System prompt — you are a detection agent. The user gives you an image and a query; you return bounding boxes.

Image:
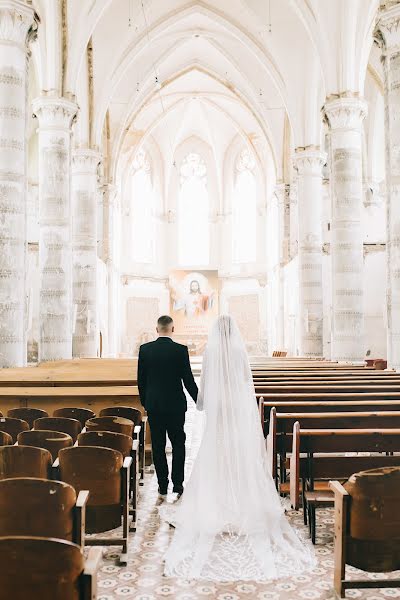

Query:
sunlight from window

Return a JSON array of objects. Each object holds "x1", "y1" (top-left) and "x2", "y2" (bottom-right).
[
  {"x1": 131, "y1": 150, "x2": 155, "y2": 263},
  {"x1": 178, "y1": 153, "x2": 209, "y2": 266},
  {"x1": 233, "y1": 149, "x2": 257, "y2": 263}
]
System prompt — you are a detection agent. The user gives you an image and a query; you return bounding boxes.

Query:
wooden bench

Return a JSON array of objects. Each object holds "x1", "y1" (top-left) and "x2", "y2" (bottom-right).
[
  {"x1": 267, "y1": 408, "x2": 400, "y2": 488},
  {"x1": 289, "y1": 425, "x2": 400, "y2": 542}
]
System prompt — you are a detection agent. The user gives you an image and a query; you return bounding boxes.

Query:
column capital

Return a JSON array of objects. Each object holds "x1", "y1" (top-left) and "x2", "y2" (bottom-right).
[
  {"x1": 323, "y1": 96, "x2": 368, "y2": 130},
  {"x1": 72, "y1": 148, "x2": 101, "y2": 174},
  {"x1": 32, "y1": 96, "x2": 78, "y2": 131},
  {"x1": 376, "y1": 1, "x2": 400, "y2": 52},
  {"x1": 293, "y1": 148, "x2": 327, "y2": 176},
  {"x1": 0, "y1": 1, "x2": 37, "y2": 46}
]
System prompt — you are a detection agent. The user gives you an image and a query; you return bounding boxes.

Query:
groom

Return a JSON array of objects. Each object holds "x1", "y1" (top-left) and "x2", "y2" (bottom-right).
[{"x1": 137, "y1": 315, "x2": 198, "y2": 496}]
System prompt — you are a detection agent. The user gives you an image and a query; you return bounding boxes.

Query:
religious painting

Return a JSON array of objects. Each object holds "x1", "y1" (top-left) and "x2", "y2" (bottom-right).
[{"x1": 169, "y1": 270, "x2": 219, "y2": 354}]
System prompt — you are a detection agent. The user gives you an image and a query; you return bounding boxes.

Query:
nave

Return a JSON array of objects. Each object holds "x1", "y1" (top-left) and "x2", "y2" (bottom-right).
[{"x1": 0, "y1": 358, "x2": 400, "y2": 600}]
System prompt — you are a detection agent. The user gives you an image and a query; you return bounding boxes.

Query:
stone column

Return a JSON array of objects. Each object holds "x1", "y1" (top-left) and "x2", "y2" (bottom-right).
[
  {"x1": 377, "y1": 4, "x2": 400, "y2": 370},
  {"x1": 103, "y1": 183, "x2": 117, "y2": 356},
  {"x1": 293, "y1": 148, "x2": 326, "y2": 357},
  {"x1": 71, "y1": 149, "x2": 100, "y2": 357},
  {"x1": 0, "y1": 1, "x2": 36, "y2": 367},
  {"x1": 324, "y1": 96, "x2": 367, "y2": 362},
  {"x1": 274, "y1": 183, "x2": 289, "y2": 350},
  {"x1": 32, "y1": 96, "x2": 78, "y2": 361}
]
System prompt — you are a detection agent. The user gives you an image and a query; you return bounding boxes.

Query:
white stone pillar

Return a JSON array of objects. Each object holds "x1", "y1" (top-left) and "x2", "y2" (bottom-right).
[
  {"x1": 377, "y1": 4, "x2": 400, "y2": 369},
  {"x1": 71, "y1": 149, "x2": 100, "y2": 357},
  {"x1": 32, "y1": 96, "x2": 78, "y2": 361},
  {"x1": 0, "y1": 1, "x2": 36, "y2": 366},
  {"x1": 273, "y1": 183, "x2": 289, "y2": 350},
  {"x1": 324, "y1": 97, "x2": 367, "y2": 362},
  {"x1": 293, "y1": 148, "x2": 326, "y2": 357},
  {"x1": 103, "y1": 183, "x2": 117, "y2": 356}
]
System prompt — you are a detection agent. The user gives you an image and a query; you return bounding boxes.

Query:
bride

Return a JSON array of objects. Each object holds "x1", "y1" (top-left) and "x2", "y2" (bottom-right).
[{"x1": 160, "y1": 315, "x2": 315, "y2": 581}]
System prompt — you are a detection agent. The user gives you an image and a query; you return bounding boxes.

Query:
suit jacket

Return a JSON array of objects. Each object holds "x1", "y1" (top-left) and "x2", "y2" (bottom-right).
[{"x1": 137, "y1": 337, "x2": 198, "y2": 413}]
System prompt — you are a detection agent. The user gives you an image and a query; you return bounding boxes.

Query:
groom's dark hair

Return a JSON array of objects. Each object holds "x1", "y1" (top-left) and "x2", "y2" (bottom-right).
[{"x1": 157, "y1": 315, "x2": 173, "y2": 332}]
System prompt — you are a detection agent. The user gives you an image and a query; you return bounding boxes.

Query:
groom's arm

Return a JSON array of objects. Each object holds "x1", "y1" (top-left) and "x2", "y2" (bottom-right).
[
  {"x1": 181, "y1": 346, "x2": 198, "y2": 403},
  {"x1": 137, "y1": 345, "x2": 147, "y2": 409}
]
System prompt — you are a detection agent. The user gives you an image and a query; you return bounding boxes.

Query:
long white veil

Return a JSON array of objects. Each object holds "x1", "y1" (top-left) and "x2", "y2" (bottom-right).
[{"x1": 161, "y1": 315, "x2": 315, "y2": 580}]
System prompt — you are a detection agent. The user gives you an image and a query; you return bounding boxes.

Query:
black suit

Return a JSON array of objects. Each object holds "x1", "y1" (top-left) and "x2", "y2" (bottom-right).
[{"x1": 137, "y1": 336, "x2": 198, "y2": 490}]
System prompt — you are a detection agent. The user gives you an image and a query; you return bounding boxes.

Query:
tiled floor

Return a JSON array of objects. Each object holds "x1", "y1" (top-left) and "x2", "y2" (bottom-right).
[{"x1": 94, "y1": 403, "x2": 400, "y2": 599}]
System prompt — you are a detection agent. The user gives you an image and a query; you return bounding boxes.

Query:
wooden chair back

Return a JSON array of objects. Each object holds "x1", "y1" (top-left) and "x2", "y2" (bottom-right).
[
  {"x1": 85, "y1": 415, "x2": 134, "y2": 437},
  {"x1": 0, "y1": 536, "x2": 86, "y2": 600},
  {"x1": 18, "y1": 430, "x2": 73, "y2": 462},
  {"x1": 0, "y1": 431, "x2": 12, "y2": 446},
  {"x1": 59, "y1": 446, "x2": 123, "y2": 533},
  {"x1": 0, "y1": 446, "x2": 52, "y2": 479},
  {"x1": 0, "y1": 478, "x2": 77, "y2": 541},
  {"x1": 53, "y1": 407, "x2": 95, "y2": 428},
  {"x1": 78, "y1": 430, "x2": 133, "y2": 458},
  {"x1": 34, "y1": 417, "x2": 82, "y2": 442},
  {"x1": 0, "y1": 417, "x2": 29, "y2": 443},
  {"x1": 343, "y1": 466, "x2": 400, "y2": 572},
  {"x1": 100, "y1": 406, "x2": 142, "y2": 425},
  {"x1": 7, "y1": 408, "x2": 48, "y2": 428}
]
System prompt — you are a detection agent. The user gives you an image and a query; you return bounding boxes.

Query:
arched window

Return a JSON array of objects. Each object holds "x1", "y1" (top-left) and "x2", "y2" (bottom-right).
[
  {"x1": 232, "y1": 148, "x2": 257, "y2": 263},
  {"x1": 178, "y1": 153, "x2": 209, "y2": 266},
  {"x1": 131, "y1": 149, "x2": 155, "y2": 263}
]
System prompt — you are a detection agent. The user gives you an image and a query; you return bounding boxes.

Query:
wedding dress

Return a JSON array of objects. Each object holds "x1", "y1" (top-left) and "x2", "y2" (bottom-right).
[{"x1": 160, "y1": 315, "x2": 315, "y2": 581}]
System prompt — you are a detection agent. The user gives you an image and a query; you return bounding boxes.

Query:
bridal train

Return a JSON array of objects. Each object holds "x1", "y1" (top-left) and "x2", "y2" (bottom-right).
[{"x1": 160, "y1": 315, "x2": 315, "y2": 581}]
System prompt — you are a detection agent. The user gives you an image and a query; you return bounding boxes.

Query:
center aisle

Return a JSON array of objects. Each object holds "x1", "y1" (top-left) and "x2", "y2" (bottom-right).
[{"x1": 95, "y1": 398, "x2": 394, "y2": 600}]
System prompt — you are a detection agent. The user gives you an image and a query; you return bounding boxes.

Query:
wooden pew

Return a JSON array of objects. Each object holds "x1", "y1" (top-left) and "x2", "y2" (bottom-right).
[
  {"x1": 267, "y1": 408, "x2": 400, "y2": 488},
  {"x1": 260, "y1": 399, "x2": 400, "y2": 436},
  {"x1": 289, "y1": 425, "x2": 400, "y2": 542},
  {"x1": 256, "y1": 384, "x2": 400, "y2": 395}
]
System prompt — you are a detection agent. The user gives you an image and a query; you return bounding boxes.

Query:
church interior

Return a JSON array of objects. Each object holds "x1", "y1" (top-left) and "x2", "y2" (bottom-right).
[{"x1": 1, "y1": 0, "x2": 400, "y2": 598}]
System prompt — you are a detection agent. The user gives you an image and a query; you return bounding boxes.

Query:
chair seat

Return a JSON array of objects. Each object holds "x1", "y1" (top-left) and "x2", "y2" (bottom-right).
[{"x1": 305, "y1": 489, "x2": 334, "y2": 506}]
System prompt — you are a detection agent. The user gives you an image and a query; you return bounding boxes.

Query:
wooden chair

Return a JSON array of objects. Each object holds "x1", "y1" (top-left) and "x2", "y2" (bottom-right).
[
  {"x1": 0, "y1": 431, "x2": 12, "y2": 446},
  {"x1": 34, "y1": 417, "x2": 82, "y2": 443},
  {"x1": 85, "y1": 415, "x2": 134, "y2": 437},
  {"x1": 18, "y1": 430, "x2": 73, "y2": 461},
  {"x1": 0, "y1": 478, "x2": 88, "y2": 548},
  {"x1": 53, "y1": 407, "x2": 95, "y2": 428},
  {"x1": 330, "y1": 467, "x2": 400, "y2": 597},
  {"x1": 8, "y1": 407, "x2": 48, "y2": 428},
  {"x1": 0, "y1": 536, "x2": 102, "y2": 600},
  {"x1": 0, "y1": 417, "x2": 29, "y2": 443},
  {"x1": 0, "y1": 446, "x2": 52, "y2": 479},
  {"x1": 99, "y1": 406, "x2": 146, "y2": 481},
  {"x1": 58, "y1": 446, "x2": 132, "y2": 564},
  {"x1": 77, "y1": 430, "x2": 139, "y2": 529}
]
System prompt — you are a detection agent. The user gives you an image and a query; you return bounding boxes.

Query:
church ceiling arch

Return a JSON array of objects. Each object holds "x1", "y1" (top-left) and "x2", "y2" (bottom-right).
[{"x1": 111, "y1": 64, "x2": 278, "y2": 184}]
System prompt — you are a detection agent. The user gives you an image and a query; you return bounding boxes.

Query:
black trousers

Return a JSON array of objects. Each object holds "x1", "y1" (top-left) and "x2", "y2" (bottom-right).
[{"x1": 147, "y1": 410, "x2": 186, "y2": 489}]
